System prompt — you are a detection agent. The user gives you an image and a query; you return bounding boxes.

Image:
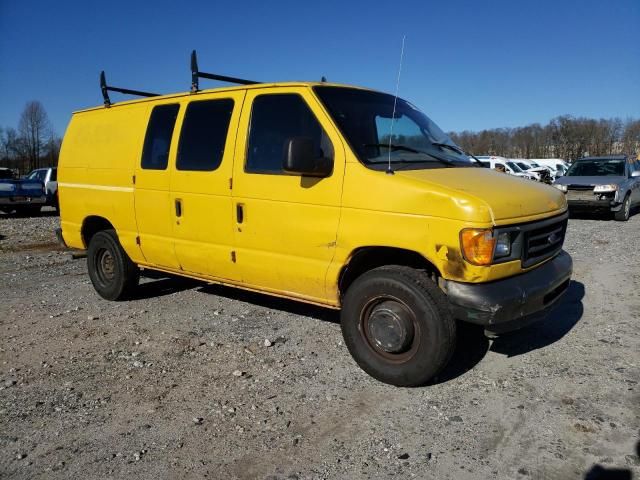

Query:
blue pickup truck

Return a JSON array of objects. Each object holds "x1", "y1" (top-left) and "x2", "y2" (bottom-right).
[{"x1": 0, "y1": 167, "x2": 47, "y2": 214}]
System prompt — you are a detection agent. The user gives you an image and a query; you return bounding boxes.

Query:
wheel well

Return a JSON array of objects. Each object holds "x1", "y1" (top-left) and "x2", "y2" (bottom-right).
[
  {"x1": 81, "y1": 216, "x2": 115, "y2": 248},
  {"x1": 338, "y1": 247, "x2": 439, "y2": 297}
]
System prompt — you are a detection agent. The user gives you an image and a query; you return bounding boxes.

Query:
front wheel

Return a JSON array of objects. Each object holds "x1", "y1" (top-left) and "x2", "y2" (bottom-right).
[
  {"x1": 87, "y1": 230, "x2": 139, "y2": 300},
  {"x1": 614, "y1": 193, "x2": 631, "y2": 221},
  {"x1": 341, "y1": 266, "x2": 456, "y2": 387}
]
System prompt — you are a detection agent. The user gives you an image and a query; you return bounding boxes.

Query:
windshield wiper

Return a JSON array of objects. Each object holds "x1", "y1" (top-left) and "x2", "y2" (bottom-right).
[
  {"x1": 391, "y1": 158, "x2": 456, "y2": 171},
  {"x1": 362, "y1": 143, "x2": 455, "y2": 170},
  {"x1": 431, "y1": 142, "x2": 483, "y2": 166},
  {"x1": 363, "y1": 143, "x2": 422, "y2": 154}
]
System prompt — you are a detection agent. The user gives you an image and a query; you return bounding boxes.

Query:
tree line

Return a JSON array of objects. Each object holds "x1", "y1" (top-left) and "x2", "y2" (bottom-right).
[
  {"x1": 448, "y1": 116, "x2": 640, "y2": 161},
  {"x1": 0, "y1": 101, "x2": 61, "y2": 175}
]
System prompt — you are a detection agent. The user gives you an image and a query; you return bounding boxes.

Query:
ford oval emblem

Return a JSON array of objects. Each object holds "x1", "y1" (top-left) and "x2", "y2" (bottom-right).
[{"x1": 548, "y1": 232, "x2": 559, "y2": 244}]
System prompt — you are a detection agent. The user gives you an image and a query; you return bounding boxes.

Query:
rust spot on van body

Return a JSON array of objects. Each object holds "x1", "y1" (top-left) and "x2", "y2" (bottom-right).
[{"x1": 436, "y1": 244, "x2": 466, "y2": 279}]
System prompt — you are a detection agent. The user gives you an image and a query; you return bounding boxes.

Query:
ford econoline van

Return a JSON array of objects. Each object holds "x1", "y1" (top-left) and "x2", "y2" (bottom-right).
[{"x1": 57, "y1": 64, "x2": 572, "y2": 386}]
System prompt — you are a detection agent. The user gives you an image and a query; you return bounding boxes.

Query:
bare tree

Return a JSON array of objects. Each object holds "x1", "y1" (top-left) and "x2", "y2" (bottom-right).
[{"x1": 18, "y1": 101, "x2": 52, "y2": 172}]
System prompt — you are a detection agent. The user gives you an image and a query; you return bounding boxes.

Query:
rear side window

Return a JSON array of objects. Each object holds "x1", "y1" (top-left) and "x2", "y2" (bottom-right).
[
  {"x1": 177, "y1": 99, "x2": 234, "y2": 171},
  {"x1": 141, "y1": 104, "x2": 179, "y2": 170},
  {"x1": 246, "y1": 94, "x2": 333, "y2": 174}
]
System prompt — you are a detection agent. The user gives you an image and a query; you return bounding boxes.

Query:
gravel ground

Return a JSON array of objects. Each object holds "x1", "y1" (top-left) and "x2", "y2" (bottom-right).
[{"x1": 1, "y1": 209, "x2": 639, "y2": 480}]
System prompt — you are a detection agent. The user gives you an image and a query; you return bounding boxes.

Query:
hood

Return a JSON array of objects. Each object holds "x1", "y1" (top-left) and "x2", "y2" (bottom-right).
[
  {"x1": 397, "y1": 167, "x2": 566, "y2": 223},
  {"x1": 554, "y1": 176, "x2": 626, "y2": 186}
]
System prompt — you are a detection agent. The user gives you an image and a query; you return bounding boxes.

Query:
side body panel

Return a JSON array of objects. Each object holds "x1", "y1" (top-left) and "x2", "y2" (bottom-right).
[{"x1": 58, "y1": 105, "x2": 146, "y2": 263}]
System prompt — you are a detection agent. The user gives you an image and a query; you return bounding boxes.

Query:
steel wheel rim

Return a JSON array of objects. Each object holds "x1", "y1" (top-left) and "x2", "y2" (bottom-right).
[
  {"x1": 359, "y1": 295, "x2": 420, "y2": 363},
  {"x1": 625, "y1": 197, "x2": 630, "y2": 218},
  {"x1": 96, "y1": 248, "x2": 116, "y2": 285}
]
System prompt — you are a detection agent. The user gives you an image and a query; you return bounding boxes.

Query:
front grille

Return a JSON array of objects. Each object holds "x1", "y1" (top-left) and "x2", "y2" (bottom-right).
[
  {"x1": 566, "y1": 190, "x2": 595, "y2": 201},
  {"x1": 567, "y1": 184, "x2": 594, "y2": 191},
  {"x1": 522, "y1": 216, "x2": 568, "y2": 268}
]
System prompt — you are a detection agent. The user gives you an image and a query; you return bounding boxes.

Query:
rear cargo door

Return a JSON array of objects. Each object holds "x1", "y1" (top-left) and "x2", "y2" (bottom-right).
[
  {"x1": 134, "y1": 103, "x2": 181, "y2": 270},
  {"x1": 169, "y1": 91, "x2": 245, "y2": 281}
]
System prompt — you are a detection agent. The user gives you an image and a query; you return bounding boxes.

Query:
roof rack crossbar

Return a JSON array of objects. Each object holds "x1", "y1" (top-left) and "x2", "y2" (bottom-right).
[
  {"x1": 100, "y1": 71, "x2": 160, "y2": 107},
  {"x1": 190, "y1": 50, "x2": 260, "y2": 92}
]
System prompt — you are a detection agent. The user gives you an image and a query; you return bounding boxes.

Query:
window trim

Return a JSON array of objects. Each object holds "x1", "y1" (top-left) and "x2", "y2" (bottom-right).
[
  {"x1": 244, "y1": 92, "x2": 335, "y2": 176},
  {"x1": 176, "y1": 97, "x2": 236, "y2": 172},
  {"x1": 140, "y1": 103, "x2": 180, "y2": 171}
]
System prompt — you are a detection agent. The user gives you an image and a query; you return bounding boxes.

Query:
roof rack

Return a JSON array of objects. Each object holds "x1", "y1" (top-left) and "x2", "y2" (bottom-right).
[
  {"x1": 190, "y1": 50, "x2": 260, "y2": 92},
  {"x1": 100, "y1": 71, "x2": 159, "y2": 107}
]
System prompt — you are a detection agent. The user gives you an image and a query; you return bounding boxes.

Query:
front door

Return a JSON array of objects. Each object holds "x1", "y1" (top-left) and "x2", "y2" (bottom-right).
[
  {"x1": 170, "y1": 91, "x2": 245, "y2": 280},
  {"x1": 231, "y1": 87, "x2": 345, "y2": 303}
]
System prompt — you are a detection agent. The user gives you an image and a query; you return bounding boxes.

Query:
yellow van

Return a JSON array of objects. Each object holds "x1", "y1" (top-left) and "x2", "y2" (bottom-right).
[{"x1": 57, "y1": 57, "x2": 572, "y2": 386}]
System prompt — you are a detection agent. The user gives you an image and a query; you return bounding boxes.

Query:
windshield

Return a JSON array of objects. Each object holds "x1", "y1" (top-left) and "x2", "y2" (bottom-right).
[
  {"x1": 506, "y1": 161, "x2": 524, "y2": 173},
  {"x1": 565, "y1": 160, "x2": 625, "y2": 177},
  {"x1": 314, "y1": 86, "x2": 474, "y2": 170}
]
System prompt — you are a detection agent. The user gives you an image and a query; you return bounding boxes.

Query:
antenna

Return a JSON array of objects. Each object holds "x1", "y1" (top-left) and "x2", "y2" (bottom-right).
[{"x1": 387, "y1": 35, "x2": 406, "y2": 175}]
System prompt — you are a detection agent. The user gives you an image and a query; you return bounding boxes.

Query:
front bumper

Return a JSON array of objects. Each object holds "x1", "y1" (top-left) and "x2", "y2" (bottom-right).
[
  {"x1": 442, "y1": 251, "x2": 572, "y2": 334},
  {"x1": 567, "y1": 199, "x2": 621, "y2": 212}
]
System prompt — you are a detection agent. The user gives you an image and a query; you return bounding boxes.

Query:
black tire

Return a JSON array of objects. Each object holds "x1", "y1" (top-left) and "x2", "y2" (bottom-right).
[
  {"x1": 614, "y1": 193, "x2": 631, "y2": 221},
  {"x1": 340, "y1": 265, "x2": 456, "y2": 387},
  {"x1": 87, "y1": 230, "x2": 139, "y2": 300}
]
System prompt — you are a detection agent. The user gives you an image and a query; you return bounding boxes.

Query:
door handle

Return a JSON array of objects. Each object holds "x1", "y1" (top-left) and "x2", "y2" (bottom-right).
[
  {"x1": 175, "y1": 199, "x2": 182, "y2": 217},
  {"x1": 236, "y1": 203, "x2": 244, "y2": 224}
]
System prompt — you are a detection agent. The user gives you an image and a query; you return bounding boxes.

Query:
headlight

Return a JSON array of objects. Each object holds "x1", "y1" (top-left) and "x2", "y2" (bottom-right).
[
  {"x1": 494, "y1": 232, "x2": 511, "y2": 258},
  {"x1": 460, "y1": 229, "x2": 496, "y2": 266},
  {"x1": 593, "y1": 184, "x2": 617, "y2": 193},
  {"x1": 554, "y1": 184, "x2": 567, "y2": 192}
]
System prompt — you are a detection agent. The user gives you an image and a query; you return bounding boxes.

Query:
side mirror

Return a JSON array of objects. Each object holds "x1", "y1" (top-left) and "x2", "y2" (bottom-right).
[
  {"x1": 631, "y1": 170, "x2": 640, "y2": 178},
  {"x1": 283, "y1": 137, "x2": 332, "y2": 177}
]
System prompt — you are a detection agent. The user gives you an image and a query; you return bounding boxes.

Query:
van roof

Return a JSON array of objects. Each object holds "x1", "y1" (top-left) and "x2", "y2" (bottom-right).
[{"x1": 74, "y1": 81, "x2": 376, "y2": 115}]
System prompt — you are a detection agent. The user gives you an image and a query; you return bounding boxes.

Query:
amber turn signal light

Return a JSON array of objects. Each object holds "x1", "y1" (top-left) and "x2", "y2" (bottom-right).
[{"x1": 460, "y1": 228, "x2": 496, "y2": 266}]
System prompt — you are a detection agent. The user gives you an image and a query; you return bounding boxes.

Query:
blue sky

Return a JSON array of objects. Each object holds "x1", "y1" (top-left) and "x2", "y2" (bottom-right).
[{"x1": 1, "y1": 0, "x2": 638, "y2": 137}]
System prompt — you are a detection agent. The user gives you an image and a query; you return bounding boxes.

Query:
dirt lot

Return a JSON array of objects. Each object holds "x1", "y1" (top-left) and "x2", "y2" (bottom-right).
[{"x1": 1, "y1": 209, "x2": 639, "y2": 480}]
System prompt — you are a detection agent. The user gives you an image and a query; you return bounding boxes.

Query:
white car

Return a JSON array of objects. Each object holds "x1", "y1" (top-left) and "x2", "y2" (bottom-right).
[
  {"x1": 529, "y1": 159, "x2": 569, "y2": 179},
  {"x1": 512, "y1": 160, "x2": 554, "y2": 183},
  {"x1": 475, "y1": 156, "x2": 537, "y2": 180}
]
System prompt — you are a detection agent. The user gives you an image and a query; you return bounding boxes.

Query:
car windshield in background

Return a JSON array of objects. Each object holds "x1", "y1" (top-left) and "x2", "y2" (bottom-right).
[
  {"x1": 314, "y1": 86, "x2": 474, "y2": 171},
  {"x1": 507, "y1": 161, "x2": 524, "y2": 172},
  {"x1": 565, "y1": 160, "x2": 625, "y2": 177}
]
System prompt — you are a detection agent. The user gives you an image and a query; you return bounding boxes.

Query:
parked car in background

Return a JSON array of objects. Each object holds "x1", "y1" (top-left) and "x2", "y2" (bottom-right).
[
  {"x1": 553, "y1": 155, "x2": 640, "y2": 221},
  {"x1": 25, "y1": 167, "x2": 58, "y2": 210},
  {"x1": 0, "y1": 168, "x2": 47, "y2": 215},
  {"x1": 513, "y1": 160, "x2": 553, "y2": 184},
  {"x1": 475, "y1": 156, "x2": 537, "y2": 180},
  {"x1": 530, "y1": 159, "x2": 569, "y2": 179}
]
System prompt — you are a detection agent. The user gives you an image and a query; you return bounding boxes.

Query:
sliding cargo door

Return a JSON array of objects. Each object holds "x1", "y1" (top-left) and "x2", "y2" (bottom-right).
[
  {"x1": 133, "y1": 103, "x2": 181, "y2": 269},
  {"x1": 169, "y1": 91, "x2": 244, "y2": 280}
]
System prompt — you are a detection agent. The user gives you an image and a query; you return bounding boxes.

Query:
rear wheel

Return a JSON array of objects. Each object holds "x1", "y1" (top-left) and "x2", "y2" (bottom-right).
[
  {"x1": 87, "y1": 230, "x2": 139, "y2": 300},
  {"x1": 340, "y1": 266, "x2": 456, "y2": 387},
  {"x1": 614, "y1": 193, "x2": 631, "y2": 221}
]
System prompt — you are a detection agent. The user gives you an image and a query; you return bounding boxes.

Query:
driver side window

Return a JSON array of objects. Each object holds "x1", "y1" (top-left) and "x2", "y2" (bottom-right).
[{"x1": 246, "y1": 94, "x2": 333, "y2": 175}]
